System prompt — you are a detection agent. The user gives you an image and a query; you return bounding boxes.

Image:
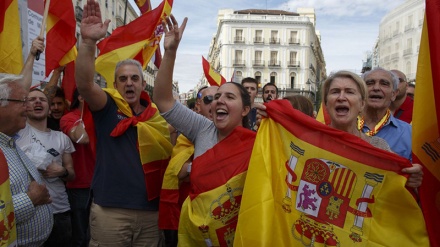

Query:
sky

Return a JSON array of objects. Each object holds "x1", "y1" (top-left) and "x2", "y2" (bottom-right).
[{"x1": 131, "y1": 0, "x2": 408, "y2": 93}]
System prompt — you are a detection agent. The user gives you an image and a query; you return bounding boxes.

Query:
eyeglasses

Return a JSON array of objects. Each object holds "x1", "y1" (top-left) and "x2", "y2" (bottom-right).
[
  {"x1": 203, "y1": 95, "x2": 214, "y2": 105},
  {"x1": 0, "y1": 97, "x2": 28, "y2": 106}
]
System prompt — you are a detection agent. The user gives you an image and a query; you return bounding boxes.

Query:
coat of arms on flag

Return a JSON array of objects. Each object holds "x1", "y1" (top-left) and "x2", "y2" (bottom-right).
[{"x1": 234, "y1": 100, "x2": 429, "y2": 247}]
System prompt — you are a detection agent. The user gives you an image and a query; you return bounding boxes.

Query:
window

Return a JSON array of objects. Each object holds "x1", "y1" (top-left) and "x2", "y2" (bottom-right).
[
  {"x1": 406, "y1": 61, "x2": 411, "y2": 76},
  {"x1": 255, "y1": 71, "x2": 262, "y2": 85},
  {"x1": 270, "y1": 51, "x2": 278, "y2": 63},
  {"x1": 234, "y1": 50, "x2": 243, "y2": 65},
  {"x1": 270, "y1": 30, "x2": 278, "y2": 43},
  {"x1": 255, "y1": 50, "x2": 262, "y2": 65},
  {"x1": 236, "y1": 71, "x2": 243, "y2": 83},
  {"x1": 290, "y1": 72, "x2": 297, "y2": 88},
  {"x1": 290, "y1": 31, "x2": 298, "y2": 44},
  {"x1": 289, "y1": 51, "x2": 298, "y2": 66},
  {"x1": 235, "y1": 29, "x2": 243, "y2": 43},
  {"x1": 270, "y1": 72, "x2": 277, "y2": 84},
  {"x1": 255, "y1": 30, "x2": 263, "y2": 43}
]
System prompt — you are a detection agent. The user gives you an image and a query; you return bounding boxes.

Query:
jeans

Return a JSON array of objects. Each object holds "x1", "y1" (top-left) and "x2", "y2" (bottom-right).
[
  {"x1": 43, "y1": 211, "x2": 72, "y2": 247},
  {"x1": 68, "y1": 188, "x2": 91, "y2": 247}
]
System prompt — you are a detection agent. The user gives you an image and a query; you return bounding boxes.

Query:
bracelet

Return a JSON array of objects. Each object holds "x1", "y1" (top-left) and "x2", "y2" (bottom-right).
[{"x1": 59, "y1": 168, "x2": 69, "y2": 178}]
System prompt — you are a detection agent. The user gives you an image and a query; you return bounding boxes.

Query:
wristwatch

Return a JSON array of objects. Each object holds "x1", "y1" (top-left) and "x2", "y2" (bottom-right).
[{"x1": 60, "y1": 168, "x2": 69, "y2": 178}]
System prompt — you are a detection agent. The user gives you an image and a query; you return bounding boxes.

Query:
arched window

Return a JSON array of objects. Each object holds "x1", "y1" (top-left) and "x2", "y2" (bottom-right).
[
  {"x1": 270, "y1": 72, "x2": 277, "y2": 84},
  {"x1": 290, "y1": 72, "x2": 297, "y2": 89},
  {"x1": 255, "y1": 71, "x2": 262, "y2": 86}
]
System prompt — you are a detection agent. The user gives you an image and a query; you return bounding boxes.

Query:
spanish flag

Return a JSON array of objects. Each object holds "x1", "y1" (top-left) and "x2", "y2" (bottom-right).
[
  {"x1": 96, "y1": 0, "x2": 172, "y2": 86},
  {"x1": 315, "y1": 101, "x2": 331, "y2": 125},
  {"x1": 0, "y1": 150, "x2": 17, "y2": 247},
  {"x1": 178, "y1": 127, "x2": 255, "y2": 246},
  {"x1": 133, "y1": 0, "x2": 163, "y2": 69},
  {"x1": 158, "y1": 135, "x2": 193, "y2": 230},
  {"x1": 45, "y1": 0, "x2": 77, "y2": 76},
  {"x1": 235, "y1": 100, "x2": 429, "y2": 246},
  {"x1": 202, "y1": 56, "x2": 226, "y2": 87},
  {"x1": 413, "y1": 1, "x2": 440, "y2": 246},
  {"x1": 0, "y1": 0, "x2": 22, "y2": 74}
]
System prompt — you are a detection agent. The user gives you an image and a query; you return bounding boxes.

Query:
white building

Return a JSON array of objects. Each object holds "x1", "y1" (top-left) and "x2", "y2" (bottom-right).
[
  {"x1": 207, "y1": 8, "x2": 326, "y2": 102},
  {"x1": 373, "y1": 0, "x2": 425, "y2": 81}
]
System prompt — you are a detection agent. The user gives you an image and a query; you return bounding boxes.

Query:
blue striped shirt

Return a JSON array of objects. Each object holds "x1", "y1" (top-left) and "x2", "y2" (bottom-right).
[{"x1": 0, "y1": 132, "x2": 53, "y2": 247}]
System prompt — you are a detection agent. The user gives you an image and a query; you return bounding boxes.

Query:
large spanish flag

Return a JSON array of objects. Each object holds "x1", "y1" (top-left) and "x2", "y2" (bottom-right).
[
  {"x1": 0, "y1": 150, "x2": 17, "y2": 247},
  {"x1": 45, "y1": 0, "x2": 77, "y2": 77},
  {"x1": 235, "y1": 100, "x2": 429, "y2": 246},
  {"x1": 0, "y1": 0, "x2": 22, "y2": 74},
  {"x1": 202, "y1": 56, "x2": 226, "y2": 87},
  {"x1": 133, "y1": 0, "x2": 162, "y2": 69},
  {"x1": 96, "y1": 0, "x2": 172, "y2": 86},
  {"x1": 413, "y1": 1, "x2": 440, "y2": 246}
]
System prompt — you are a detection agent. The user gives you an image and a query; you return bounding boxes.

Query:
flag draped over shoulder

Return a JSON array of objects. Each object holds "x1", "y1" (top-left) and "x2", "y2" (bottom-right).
[
  {"x1": 0, "y1": 0, "x2": 22, "y2": 74},
  {"x1": 159, "y1": 135, "x2": 194, "y2": 230},
  {"x1": 0, "y1": 150, "x2": 17, "y2": 247},
  {"x1": 103, "y1": 88, "x2": 173, "y2": 200},
  {"x1": 202, "y1": 56, "x2": 226, "y2": 86},
  {"x1": 235, "y1": 100, "x2": 429, "y2": 246},
  {"x1": 178, "y1": 127, "x2": 255, "y2": 247},
  {"x1": 45, "y1": 0, "x2": 77, "y2": 77},
  {"x1": 96, "y1": 0, "x2": 172, "y2": 86},
  {"x1": 413, "y1": 1, "x2": 440, "y2": 246}
]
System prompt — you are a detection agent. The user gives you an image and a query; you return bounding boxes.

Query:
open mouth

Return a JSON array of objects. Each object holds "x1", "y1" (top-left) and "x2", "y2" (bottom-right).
[
  {"x1": 335, "y1": 106, "x2": 349, "y2": 114},
  {"x1": 216, "y1": 109, "x2": 228, "y2": 120}
]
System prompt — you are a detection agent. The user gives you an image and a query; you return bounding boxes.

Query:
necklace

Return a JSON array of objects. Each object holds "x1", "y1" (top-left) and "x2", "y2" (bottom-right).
[{"x1": 357, "y1": 109, "x2": 391, "y2": 136}]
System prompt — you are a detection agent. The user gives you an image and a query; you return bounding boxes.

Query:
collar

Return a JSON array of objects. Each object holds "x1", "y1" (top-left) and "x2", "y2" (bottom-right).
[{"x1": 0, "y1": 132, "x2": 16, "y2": 148}]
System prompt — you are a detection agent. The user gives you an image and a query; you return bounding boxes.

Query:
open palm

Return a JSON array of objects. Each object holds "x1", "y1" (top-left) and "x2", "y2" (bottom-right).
[{"x1": 80, "y1": 0, "x2": 110, "y2": 41}]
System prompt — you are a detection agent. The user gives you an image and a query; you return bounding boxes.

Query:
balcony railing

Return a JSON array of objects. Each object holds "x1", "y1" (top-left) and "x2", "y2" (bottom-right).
[
  {"x1": 269, "y1": 38, "x2": 280, "y2": 44},
  {"x1": 268, "y1": 60, "x2": 280, "y2": 66},
  {"x1": 288, "y1": 38, "x2": 300, "y2": 44},
  {"x1": 403, "y1": 48, "x2": 413, "y2": 56},
  {"x1": 287, "y1": 61, "x2": 300, "y2": 67},
  {"x1": 115, "y1": 15, "x2": 124, "y2": 27},
  {"x1": 253, "y1": 37, "x2": 264, "y2": 44},
  {"x1": 253, "y1": 60, "x2": 265, "y2": 67},
  {"x1": 392, "y1": 30, "x2": 399, "y2": 37},
  {"x1": 404, "y1": 24, "x2": 413, "y2": 32},
  {"x1": 391, "y1": 52, "x2": 399, "y2": 60},
  {"x1": 234, "y1": 36, "x2": 245, "y2": 43},
  {"x1": 233, "y1": 60, "x2": 245, "y2": 66}
]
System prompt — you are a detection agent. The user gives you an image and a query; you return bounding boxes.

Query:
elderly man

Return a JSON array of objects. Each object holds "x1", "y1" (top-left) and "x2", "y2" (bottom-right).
[
  {"x1": 75, "y1": 0, "x2": 172, "y2": 246},
  {"x1": 0, "y1": 74, "x2": 53, "y2": 246},
  {"x1": 361, "y1": 67, "x2": 412, "y2": 160},
  {"x1": 262, "y1": 82, "x2": 279, "y2": 103},
  {"x1": 389, "y1": 69, "x2": 413, "y2": 123}
]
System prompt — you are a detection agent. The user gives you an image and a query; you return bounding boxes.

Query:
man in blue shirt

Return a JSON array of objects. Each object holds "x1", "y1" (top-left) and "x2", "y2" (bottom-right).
[{"x1": 361, "y1": 67, "x2": 412, "y2": 161}]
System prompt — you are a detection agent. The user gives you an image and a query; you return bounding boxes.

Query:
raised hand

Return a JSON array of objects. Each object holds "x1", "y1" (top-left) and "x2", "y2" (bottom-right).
[
  {"x1": 30, "y1": 36, "x2": 45, "y2": 56},
  {"x1": 81, "y1": 0, "x2": 111, "y2": 43},
  {"x1": 162, "y1": 15, "x2": 188, "y2": 52}
]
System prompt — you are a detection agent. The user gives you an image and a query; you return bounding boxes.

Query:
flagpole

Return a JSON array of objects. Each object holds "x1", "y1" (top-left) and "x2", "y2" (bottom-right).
[{"x1": 36, "y1": 0, "x2": 51, "y2": 61}]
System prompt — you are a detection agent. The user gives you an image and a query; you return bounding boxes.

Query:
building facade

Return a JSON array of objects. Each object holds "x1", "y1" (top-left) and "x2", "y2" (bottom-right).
[
  {"x1": 206, "y1": 8, "x2": 326, "y2": 103},
  {"x1": 372, "y1": 0, "x2": 425, "y2": 81}
]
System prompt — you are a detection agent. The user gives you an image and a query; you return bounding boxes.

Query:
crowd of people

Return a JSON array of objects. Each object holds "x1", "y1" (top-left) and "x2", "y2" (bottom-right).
[{"x1": 0, "y1": 0, "x2": 424, "y2": 246}]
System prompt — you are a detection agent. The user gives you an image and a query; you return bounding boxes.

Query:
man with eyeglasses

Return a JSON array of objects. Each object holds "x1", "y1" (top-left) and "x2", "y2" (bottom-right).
[
  {"x1": 0, "y1": 73, "x2": 53, "y2": 246},
  {"x1": 389, "y1": 70, "x2": 413, "y2": 124}
]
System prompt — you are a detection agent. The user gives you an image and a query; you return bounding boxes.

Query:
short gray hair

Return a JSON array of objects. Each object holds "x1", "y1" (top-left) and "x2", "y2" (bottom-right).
[
  {"x1": 0, "y1": 73, "x2": 23, "y2": 107},
  {"x1": 114, "y1": 59, "x2": 144, "y2": 82},
  {"x1": 362, "y1": 67, "x2": 399, "y2": 91}
]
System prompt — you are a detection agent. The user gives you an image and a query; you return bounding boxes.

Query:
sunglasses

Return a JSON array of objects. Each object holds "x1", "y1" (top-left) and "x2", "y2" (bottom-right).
[{"x1": 203, "y1": 95, "x2": 214, "y2": 104}]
